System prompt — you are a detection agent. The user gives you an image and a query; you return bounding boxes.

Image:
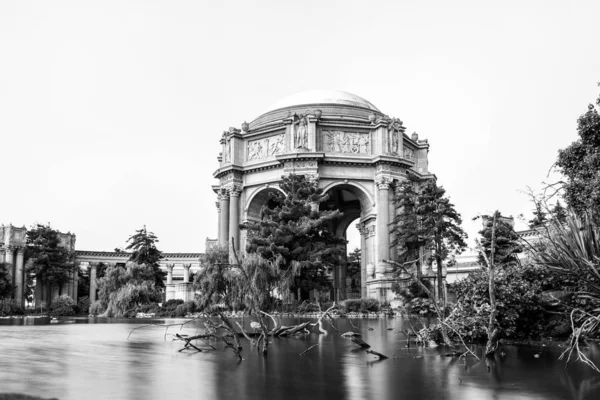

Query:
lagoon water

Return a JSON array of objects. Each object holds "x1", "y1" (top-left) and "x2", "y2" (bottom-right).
[{"x1": 1, "y1": 317, "x2": 600, "y2": 400}]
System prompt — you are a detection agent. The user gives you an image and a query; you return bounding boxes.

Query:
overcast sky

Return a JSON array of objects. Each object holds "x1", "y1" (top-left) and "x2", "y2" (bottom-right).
[{"x1": 1, "y1": 0, "x2": 599, "y2": 253}]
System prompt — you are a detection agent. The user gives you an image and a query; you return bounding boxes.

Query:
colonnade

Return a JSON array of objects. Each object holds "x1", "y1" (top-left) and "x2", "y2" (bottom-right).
[
  {"x1": 217, "y1": 186, "x2": 242, "y2": 251},
  {"x1": 1, "y1": 246, "x2": 25, "y2": 306}
]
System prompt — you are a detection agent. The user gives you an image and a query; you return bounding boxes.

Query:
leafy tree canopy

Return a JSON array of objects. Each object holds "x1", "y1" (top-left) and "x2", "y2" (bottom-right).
[
  {"x1": 478, "y1": 212, "x2": 523, "y2": 267},
  {"x1": 25, "y1": 224, "x2": 74, "y2": 288},
  {"x1": 126, "y1": 225, "x2": 166, "y2": 288},
  {"x1": 555, "y1": 89, "x2": 600, "y2": 216}
]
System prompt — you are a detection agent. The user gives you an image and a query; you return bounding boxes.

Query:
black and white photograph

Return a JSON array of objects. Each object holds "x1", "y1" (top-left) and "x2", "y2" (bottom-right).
[{"x1": 1, "y1": 1, "x2": 600, "y2": 399}]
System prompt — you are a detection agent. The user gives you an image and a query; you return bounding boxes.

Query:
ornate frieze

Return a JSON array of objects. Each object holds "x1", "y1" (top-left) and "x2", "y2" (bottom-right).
[
  {"x1": 376, "y1": 164, "x2": 405, "y2": 174},
  {"x1": 403, "y1": 148, "x2": 415, "y2": 161},
  {"x1": 323, "y1": 131, "x2": 370, "y2": 154},
  {"x1": 247, "y1": 134, "x2": 285, "y2": 161},
  {"x1": 285, "y1": 160, "x2": 317, "y2": 169}
]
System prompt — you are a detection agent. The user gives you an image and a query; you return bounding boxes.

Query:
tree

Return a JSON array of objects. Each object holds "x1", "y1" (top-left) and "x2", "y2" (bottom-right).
[
  {"x1": 528, "y1": 202, "x2": 548, "y2": 229},
  {"x1": 392, "y1": 174, "x2": 429, "y2": 280},
  {"x1": 347, "y1": 247, "x2": 361, "y2": 292},
  {"x1": 126, "y1": 225, "x2": 166, "y2": 288},
  {"x1": 25, "y1": 224, "x2": 75, "y2": 296},
  {"x1": 96, "y1": 262, "x2": 161, "y2": 317},
  {"x1": 0, "y1": 262, "x2": 12, "y2": 298},
  {"x1": 241, "y1": 174, "x2": 346, "y2": 299},
  {"x1": 477, "y1": 213, "x2": 522, "y2": 267},
  {"x1": 193, "y1": 244, "x2": 239, "y2": 309},
  {"x1": 393, "y1": 178, "x2": 467, "y2": 304},
  {"x1": 550, "y1": 200, "x2": 568, "y2": 225},
  {"x1": 555, "y1": 89, "x2": 600, "y2": 217}
]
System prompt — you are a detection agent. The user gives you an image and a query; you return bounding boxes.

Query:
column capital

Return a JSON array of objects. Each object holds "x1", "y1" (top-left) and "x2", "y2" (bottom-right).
[
  {"x1": 219, "y1": 188, "x2": 230, "y2": 200},
  {"x1": 375, "y1": 176, "x2": 393, "y2": 190},
  {"x1": 16, "y1": 246, "x2": 25, "y2": 255},
  {"x1": 228, "y1": 185, "x2": 242, "y2": 197},
  {"x1": 356, "y1": 222, "x2": 366, "y2": 236},
  {"x1": 166, "y1": 263, "x2": 174, "y2": 272},
  {"x1": 182, "y1": 263, "x2": 191, "y2": 271},
  {"x1": 215, "y1": 201, "x2": 221, "y2": 212}
]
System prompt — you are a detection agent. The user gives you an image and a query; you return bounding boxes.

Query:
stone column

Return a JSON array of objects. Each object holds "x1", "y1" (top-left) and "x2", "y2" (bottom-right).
[
  {"x1": 166, "y1": 264, "x2": 174, "y2": 284},
  {"x1": 357, "y1": 223, "x2": 367, "y2": 298},
  {"x1": 388, "y1": 185, "x2": 397, "y2": 261},
  {"x1": 376, "y1": 177, "x2": 392, "y2": 276},
  {"x1": 228, "y1": 186, "x2": 241, "y2": 253},
  {"x1": 89, "y1": 262, "x2": 98, "y2": 304},
  {"x1": 4, "y1": 247, "x2": 14, "y2": 298},
  {"x1": 14, "y1": 247, "x2": 25, "y2": 307},
  {"x1": 183, "y1": 264, "x2": 191, "y2": 283},
  {"x1": 218, "y1": 191, "x2": 230, "y2": 246},
  {"x1": 73, "y1": 266, "x2": 79, "y2": 302}
]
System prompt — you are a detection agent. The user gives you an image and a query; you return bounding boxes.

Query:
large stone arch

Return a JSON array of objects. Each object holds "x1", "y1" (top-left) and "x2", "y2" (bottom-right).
[{"x1": 244, "y1": 185, "x2": 285, "y2": 221}]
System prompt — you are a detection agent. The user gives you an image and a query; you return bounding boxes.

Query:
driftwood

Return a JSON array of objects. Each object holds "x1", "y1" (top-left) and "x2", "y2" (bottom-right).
[
  {"x1": 300, "y1": 343, "x2": 319, "y2": 356},
  {"x1": 351, "y1": 337, "x2": 371, "y2": 349},
  {"x1": 175, "y1": 333, "x2": 203, "y2": 352},
  {"x1": 341, "y1": 331, "x2": 361, "y2": 337},
  {"x1": 366, "y1": 349, "x2": 388, "y2": 360}
]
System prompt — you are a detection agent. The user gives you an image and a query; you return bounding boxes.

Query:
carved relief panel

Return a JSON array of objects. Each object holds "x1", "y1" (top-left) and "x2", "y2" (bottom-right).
[
  {"x1": 322, "y1": 131, "x2": 370, "y2": 154},
  {"x1": 403, "y1": 147, "x2": 415, "y2": 161},
  {"x1": 247, "y1": 133, "x2": 286, "y2": 161}
]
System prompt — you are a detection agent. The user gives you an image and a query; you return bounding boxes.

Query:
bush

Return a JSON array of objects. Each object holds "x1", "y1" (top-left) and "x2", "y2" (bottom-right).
[
  {"x1": 163, "y1": 299, "x2": 184, "y2": 310},
  {"x1": 51, "y1": 294, "x2": 76, "y2": 316},
  {"x1": 89, "y1": 300, "x2": 104, "y2": 316},
  {"x1": 0, "y1": 299, "x2": 25, "y2": 316},
  {"x1": 406, "y1": 297, "x2": 438, "y2": 317},
  {"x1": 77, "y1": 296, "x2": 91, "y2": 315},
  {"x1": 393, "y1": 279, "x2": 433, "y2": 301},
  {"x1": 341, "y1": 298, "x2": 380, "y2": 313}
]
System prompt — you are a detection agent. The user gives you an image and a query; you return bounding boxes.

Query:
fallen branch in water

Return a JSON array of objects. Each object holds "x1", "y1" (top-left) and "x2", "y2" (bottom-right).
[
  {"x1": 300, "y1": 343, "x2": 319, "y2": 356},
  {"x1": 351, "y1": 337, "x2": 371, "y2": 349},
  {"x1": 366, "y1": 349, "x2": 388, "y2": 360},
  {"x1": 559, "y1": 309, "x2": 600, "y2": 373}
]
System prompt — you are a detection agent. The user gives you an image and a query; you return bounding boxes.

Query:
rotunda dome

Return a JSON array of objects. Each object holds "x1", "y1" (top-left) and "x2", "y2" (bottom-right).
[{"x1": 264, "y1": 90, "x2": 380, "y2": 113}]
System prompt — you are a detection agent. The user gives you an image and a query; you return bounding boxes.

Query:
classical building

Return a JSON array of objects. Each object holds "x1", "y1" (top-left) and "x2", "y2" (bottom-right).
[
  {"x1": 212, "y1": 90, "x2": 434, "y2": 302},
  {"x1": 1, "y1": 223, "x2": 206, "y2": 306}
]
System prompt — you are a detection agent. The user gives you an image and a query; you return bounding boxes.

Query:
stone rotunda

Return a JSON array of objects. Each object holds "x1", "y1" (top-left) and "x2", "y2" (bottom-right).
[{"x1": 213, "y1": 90, "x2": 434, "y2": 302}]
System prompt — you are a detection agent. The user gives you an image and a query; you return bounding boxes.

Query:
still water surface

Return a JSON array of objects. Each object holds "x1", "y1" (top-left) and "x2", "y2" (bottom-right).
[{"x1": 1, "y1": 317, "x2": 600, "y2": 400}]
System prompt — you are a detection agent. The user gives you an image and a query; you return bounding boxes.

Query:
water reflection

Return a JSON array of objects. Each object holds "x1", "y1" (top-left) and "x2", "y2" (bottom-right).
[{"x1": 1, "y1": 317, "x2": 599, "y2": 400}]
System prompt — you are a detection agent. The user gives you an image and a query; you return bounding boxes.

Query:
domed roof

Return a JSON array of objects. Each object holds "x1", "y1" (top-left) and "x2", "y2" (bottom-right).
[{"x1": 263, "y1": 90, "x2": 380, "y2": 113}]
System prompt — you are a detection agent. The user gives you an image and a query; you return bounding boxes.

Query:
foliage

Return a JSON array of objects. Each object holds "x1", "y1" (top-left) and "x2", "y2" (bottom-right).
[
  {"x1": 0, "y1": 299, "x2": 25, "y2": 316},
  {"x1": 340, "y1": 298, "x2": 380, "y2": 313},
  {"x1": 477, "y1": 212, "x2": 523, "y2": 267},
  {"x1": 550, "y1": 200, "x2": 568, "y2": 225},
  {"x1": 25, "y1": 224, "x2": 75, "y2": 290},
  {"x1": 241, "y1": 174, "x2": 345, "y2": 296},
  {"x1": 95, "y1": 263, "x2": 162, "y2": 317},
  {"x1": 392, "y1": 174, "x2": 429, "y2": 277},
  {"x1": 447, "y1": 264, "x2": 562, "y2": 342},
  {"x1": 89, "y1": 300, "x2": 103, "y2": 316},
  {"x1": 393, "y1": 279, "x2": 432, "y2": 301},
  {"x1": 126, "y1": 225, "x2": 166, "y2": 288},
  {"x1": 533, "y1": 213, "x2": 600, "y2": 317},
  {"x1": 406, "y1": 297, "x2": 438, "y2": 317},
  {"x1": 0, "y1": 262, "x2": 12, "y2": 298},
  {"x1": 51, "y1": 294, "x2": 76, "y2": 316},
  {"x1": 555, "y1": 89, "x2": 600, "y2": 217},
  {"x1": 193, "y1": 245, "x2": 242, "y2": 309},
  {"x1": 392, "y1": 177, "x2": 467, "y2": 302},
  {"x1": 77, "y1": 296, "x2": 91, "y2": 315},
  {"x1": 528, "y1": 202, "x2": 548, "y2": 229}
]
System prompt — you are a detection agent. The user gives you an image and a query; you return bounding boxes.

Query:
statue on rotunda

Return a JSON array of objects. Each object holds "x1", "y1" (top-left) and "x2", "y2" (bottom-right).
[{"x1": 293, "y1": 113, "x2": 309, "y2": 149}]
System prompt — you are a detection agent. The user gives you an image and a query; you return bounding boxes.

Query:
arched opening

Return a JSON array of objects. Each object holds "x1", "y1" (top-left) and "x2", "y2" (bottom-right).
[{"x1": 320, "y1": 183, "x2": 370, "y2": 301}]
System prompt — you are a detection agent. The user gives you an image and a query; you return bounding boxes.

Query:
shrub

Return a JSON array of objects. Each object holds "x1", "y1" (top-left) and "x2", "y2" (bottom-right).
[
  {"x1": 163, "y1": 299, "x2": 184, "y2": 310},
  {"x1": 77, "y1": 296, "x2": 91, "y2": 315},
  {"x1": 341, "y1": 298, "x2": 380, "y2": 313},
  {"x1": 0, "y1": 299, "x2": 25, "y2": 316},
  {"x1": 89, "y1": 300, "x2": 104, "y2": 316},
  {"x1": 51, "y1": 294, "x2": 76, "y2": 316},
  {"x1": 406, "y1": 297, "x2": 437, "y2": 317}
]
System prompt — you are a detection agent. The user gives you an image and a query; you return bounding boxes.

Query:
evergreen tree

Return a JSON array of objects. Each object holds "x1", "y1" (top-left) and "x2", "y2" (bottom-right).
[
  {"x1": 25, "y1": 224, "x2": 75, "y2": 293},
  {"x1": 126, "y1": 225, "x2": 166, "y2": 288},
  {"x1": 392, "y1": 174, "x2": 428, "y2": 280},
  {"x1": 393, "y1": 178, "x2": 467, "y2": 303},
  {"x1": 478, "y1": 213, "x2": 522, "y2": 267},
  {"x1": 550, "y1": 200, "x2": 568, "y2": 225},
  {"x1": 241, "y1": 174, "x2": 345, "y2": 297},
  {"x1": 555, "y1": 89, "x2": 600, "y2": 217},
  {"x1": 528, "y1": 202, "x2": 548, "y2": 229},
  {"x1": 347, "y1": 247, "x2": 361, "y2": 292}
]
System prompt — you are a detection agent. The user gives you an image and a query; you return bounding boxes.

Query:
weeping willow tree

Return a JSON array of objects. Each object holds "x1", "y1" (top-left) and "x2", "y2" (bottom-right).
[{"x1": 95, "y1": 262, "x2": 161, "y2": 317}]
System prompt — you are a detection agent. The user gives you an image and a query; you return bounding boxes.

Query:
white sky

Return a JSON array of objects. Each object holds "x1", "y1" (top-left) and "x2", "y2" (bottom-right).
[{"x1": 1, "y1": 0, "x2": 599, "y2": 253}]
